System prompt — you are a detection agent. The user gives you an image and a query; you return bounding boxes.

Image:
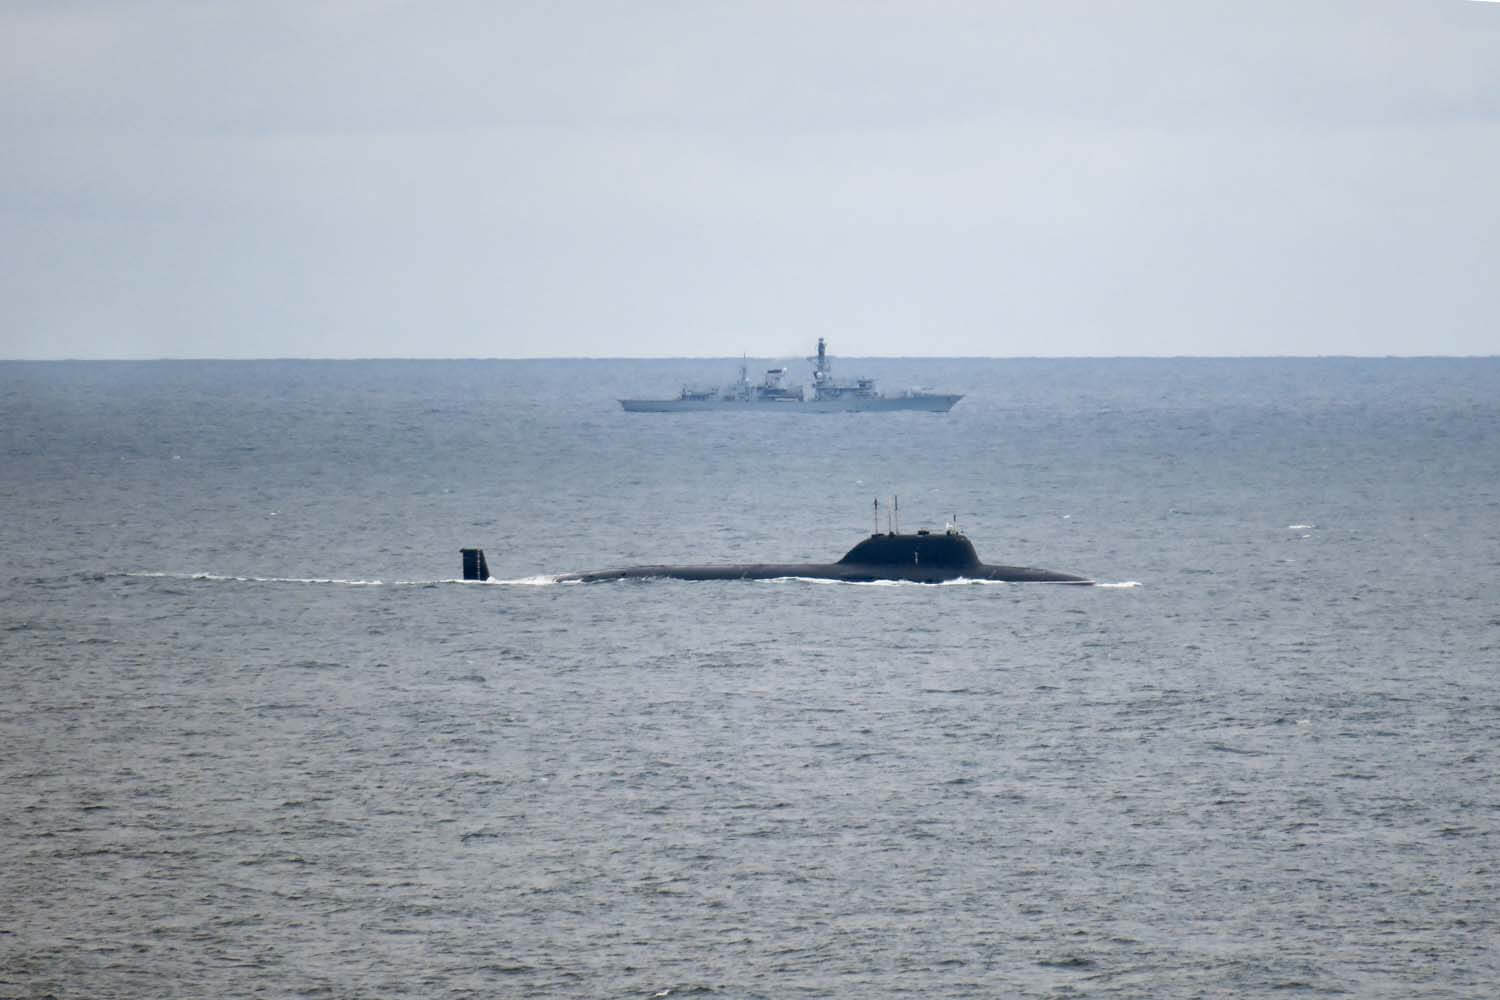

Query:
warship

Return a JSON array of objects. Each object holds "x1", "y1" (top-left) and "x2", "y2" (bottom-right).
[{"x1": 619, "y1": 338, "x2": 962, "y2": 413}]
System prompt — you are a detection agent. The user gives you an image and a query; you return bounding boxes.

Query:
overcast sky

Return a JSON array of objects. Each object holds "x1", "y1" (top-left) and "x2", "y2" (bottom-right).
[{"x1": 3, "y1": 1, "x2": 1498, "y2": 359}]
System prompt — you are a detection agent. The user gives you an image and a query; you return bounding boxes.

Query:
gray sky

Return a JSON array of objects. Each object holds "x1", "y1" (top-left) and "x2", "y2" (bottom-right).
[{"x1": 3, "y1": 1, "x2": 1498, "y2": 359}]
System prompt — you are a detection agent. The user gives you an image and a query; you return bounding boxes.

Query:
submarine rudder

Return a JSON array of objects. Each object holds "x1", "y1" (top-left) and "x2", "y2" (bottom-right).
[{"x1": 461, "y1": 548, "x2": 490, "y2": 581}]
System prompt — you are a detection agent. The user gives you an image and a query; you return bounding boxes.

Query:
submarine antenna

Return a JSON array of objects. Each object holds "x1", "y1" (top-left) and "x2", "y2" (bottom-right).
[
  {"x1": 873, "y1": 497, "x2": 879, "y2": 535},
  {"x1": 894, "y1": 495, "x2": 900, "y2": 535}
]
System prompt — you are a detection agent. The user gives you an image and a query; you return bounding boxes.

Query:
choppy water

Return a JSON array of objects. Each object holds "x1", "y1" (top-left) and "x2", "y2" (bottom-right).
[{"x1": 3, "y1": 357, "x2": 1499, "y2": 998}]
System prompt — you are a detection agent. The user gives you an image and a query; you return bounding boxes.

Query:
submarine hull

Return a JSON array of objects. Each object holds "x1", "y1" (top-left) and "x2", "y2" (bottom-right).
[
  {"x1": 560, "y1": 562, "x2": 1091, "y2": 585},
  {"x1": 468, "y1": 529, "x2": 1093, "y2": 585}
]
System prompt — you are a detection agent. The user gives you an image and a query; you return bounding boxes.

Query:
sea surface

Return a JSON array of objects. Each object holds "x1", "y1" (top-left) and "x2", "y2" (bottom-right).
[{"x1": 2, "y1": 356, "x2": 1498, "y2": 999}]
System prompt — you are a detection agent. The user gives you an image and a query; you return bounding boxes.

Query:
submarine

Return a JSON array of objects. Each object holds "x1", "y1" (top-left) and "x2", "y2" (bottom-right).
[{"x1": 461, "y1": 526, "x2": 1091, "y2": 585}]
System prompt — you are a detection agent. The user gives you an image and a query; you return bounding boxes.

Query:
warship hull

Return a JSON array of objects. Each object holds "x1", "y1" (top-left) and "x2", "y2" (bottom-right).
[
  {"x1": 619, "y1": 394, "x2": 962, "y2": 413},
  {"x1": 621, "y1": 339, "x2": 962, "y2": 413}
]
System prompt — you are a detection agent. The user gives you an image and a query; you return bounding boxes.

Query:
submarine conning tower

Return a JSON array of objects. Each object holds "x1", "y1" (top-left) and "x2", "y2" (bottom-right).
[{"x1": 837, "y1": 530, "x2": 982, "y2": 570}]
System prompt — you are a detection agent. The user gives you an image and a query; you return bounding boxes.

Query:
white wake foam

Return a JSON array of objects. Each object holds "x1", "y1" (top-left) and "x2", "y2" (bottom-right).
[
  {"x1": 472, "y1": 575, "x2": 561, "y2": 586},
  {"x1": 122, "y1": 571, "x2": 387, "y2": 586},
  {"x1": 119, "y1": 571, "x2": 1130, "y2": 590}
]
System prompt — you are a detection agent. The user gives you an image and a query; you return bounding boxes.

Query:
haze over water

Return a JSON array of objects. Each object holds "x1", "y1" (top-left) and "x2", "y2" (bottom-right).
[{"x1": 3, "y1": 356, "x2": 1498, "y2": 998}]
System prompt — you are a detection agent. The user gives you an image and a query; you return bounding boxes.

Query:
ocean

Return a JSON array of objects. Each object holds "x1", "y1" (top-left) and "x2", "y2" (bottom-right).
[{"x1": 2, "y1": 356, "x2": 1498, "y2": 998}]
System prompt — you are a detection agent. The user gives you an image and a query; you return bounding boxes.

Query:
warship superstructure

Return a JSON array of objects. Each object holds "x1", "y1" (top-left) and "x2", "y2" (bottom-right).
[{"x1": 619, "y1": 339, "x2": 962, "y2": 412}]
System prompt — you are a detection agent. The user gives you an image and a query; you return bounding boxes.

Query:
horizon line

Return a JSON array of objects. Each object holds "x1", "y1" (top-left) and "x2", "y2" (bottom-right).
[{"x1": 4, "y1": 353, "x2": 1498, "y2": 363}]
